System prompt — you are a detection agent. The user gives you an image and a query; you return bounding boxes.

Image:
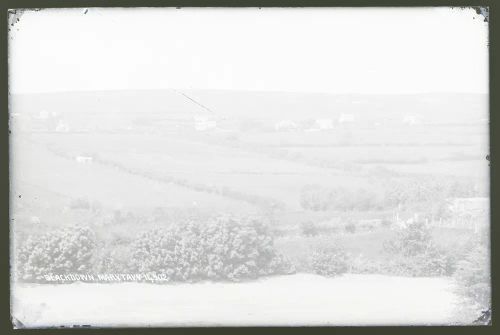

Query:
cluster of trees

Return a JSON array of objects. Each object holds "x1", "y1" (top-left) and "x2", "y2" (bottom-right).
[
  {"x1": 300, "y1": 177, "x2": 487, "y2": 215},
  {"x1": 15, "y1": 216, "x2": 295, "y2": 283},
  {"x1": 300, "y1": 185, "x2": 381, "y2": 212}
]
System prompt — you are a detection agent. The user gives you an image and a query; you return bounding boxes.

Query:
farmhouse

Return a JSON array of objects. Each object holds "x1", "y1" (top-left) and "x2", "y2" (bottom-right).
[
  {"x1": 448, "y1": 197, "x2": 489, "y2": 216},
  {"x1": 403, "y1": 115, "x2": 420, "y2": 125},
  {"x1": 338, "y1": 113, "x2": 355, "y2": 124},
  {"x1": 194, "y1": 116, "x2": 217, "y2": 131},
  {"x1": 394, "y1": 212, "x2": 414, "y2": 229},
  {"x1": 38, "y1": 110, "x2": 50, "y2": 119},
  {"x1": 55, "y1": 120, "x2": 70, "y2": 132},
  {"x1": 75, "y1": 156, "x2": 93, "y2": 164},
  {"x1": 315, "y1": 119, "x2": 334, "y2": 130},
  {"x1": 274, "y1": 120, "x2": 298, "y2": 131},
  {"x1": 448, "y1": 197, "x2": 489, "y2": 231}
]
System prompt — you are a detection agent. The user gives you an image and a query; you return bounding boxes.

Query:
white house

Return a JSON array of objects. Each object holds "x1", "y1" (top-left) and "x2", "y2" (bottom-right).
[
  {"x1": 38, "y1": 110, "x2": 49, "y2": 119},
  {"x1": 55, "y1": 120, "x2": 70, "y2": 132},
  {"x1": 403, "y1": 115, "x2": 420, "y2": 125},
  {"x1": 315, "y1": 119, "x2": 334, "y2": 130},
  {"x1": 75, "y1": 156, "x2": 93, "y2": 163},
  {"x1": 448, "y1": 197, "x2": 489, "y2": 231},
  {"x1": 194, "y1": 116, "x2": 217, "y2": 131},
  {"x1": 338, "y1": 113, "x2": 355, "y2": 124},
  {"x1": 274, "y1": 120, "x2": 298, "y2": 131}
]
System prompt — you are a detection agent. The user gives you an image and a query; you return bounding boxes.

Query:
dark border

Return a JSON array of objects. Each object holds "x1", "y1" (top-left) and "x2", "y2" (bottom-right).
[{"x1": 1, "y1": 1, "x2": 496, "y2": 334}]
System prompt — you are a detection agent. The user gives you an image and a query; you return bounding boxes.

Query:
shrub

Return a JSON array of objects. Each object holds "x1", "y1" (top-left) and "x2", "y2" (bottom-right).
[
  {"x1": 349, "y1": 255, "x2": 384, "y2": 274},
  {"x1": 344, "y1": 222, "x2": 356, "y2": 233},
  {"x1": 383, "y1": 220, "x2": 455, "y2": 276},
  {"x1": 15, "y1": 226, "x2": 96, "y2": 282},
  {"x1": 454, "y1": 244, "x2": 491, "y2": 311},
  {"x1": 129, "y1": 215, "x2": 295, "y2": 282},
  {"x1": 301, "y1": 221, "x2": 319, "y2": 236},
  {"x1": 380, "y1": 218, "x2": 392, "y2": 228},
  {"x1": 384, "y1": 220, "x2": 433, "y2": 257},
  {"x1": 300, "y1": 185, "x2": 379, "y2": 212},
  {"x1": 383, "y1": 248, "x2": 455, "y2": 277},
  {"x1": 311, "y1": 246, "x2": 349, "y2": 277},
  {"x1": 92, "y1": 241, "x2": 132, "y2": 275}
]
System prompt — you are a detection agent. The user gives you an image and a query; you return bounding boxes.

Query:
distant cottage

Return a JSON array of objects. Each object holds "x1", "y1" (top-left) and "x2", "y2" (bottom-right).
[
  {"x1": 38, "y1": 110, "x2": 49, "y2": 119},
  {"x1": 403, "y1": 115, "x2": 420, "y2": 125},
  {"x1": 315, "y1": 119, "x2": 334, "y2": 130},
  {"x1": 338, "y1": 113, "x2": 355, "y2": 124},
  {"x1": 448, "y1": 197, "x2": 489, "y2": 232},
  {"x1": 194, "y1": 116, "x2": 217, "y2": 131},
  {"x1": 75, "y1": 156, "x2": 93, "y2": 163},
  {"x1": 448, "y1": 197, "x2": 488, "y2": 216},
  {"x1": 55, "y1": 120, "x2": 70, "y2": 132},
  {"x1": 275, "y1": 120, "x2": 298, "y2": 131}
]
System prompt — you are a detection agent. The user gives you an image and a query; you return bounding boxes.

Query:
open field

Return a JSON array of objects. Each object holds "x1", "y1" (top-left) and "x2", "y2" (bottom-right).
[
  {"x1": 10, "y1": 90, "x2": 489, "y2": 250},
  {"x1": 10, "y1": 90, "x2": 491, "y2": 327},
  {"x1": 11, "y1": 134, "x2": 259, "y2": 211},
  {"x1": 12, "y1": 273, "x2": 472, "y2": 327}
]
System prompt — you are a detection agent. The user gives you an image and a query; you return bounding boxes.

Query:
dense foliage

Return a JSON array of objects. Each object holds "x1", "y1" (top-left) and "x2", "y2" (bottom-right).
[
  {"x1": 311, "y1": 246, "x2": 349, "y2": 277},
  {"x1": 129, "y1": 215, "x2": 295, "y2": 282},
  {"x1": 300, "y1": 177, "x2": 487, "y2": 214},
  {"x1": 15, "y1": 226, "x2": 96, "y2": 282},
  {"x1": 300, "y1": 185, "x2": 380, "y2": 211},
  {"x1": 15, "y1": 215, "x2": 296, "y2": 283},
  {"x1": 454, "y1": 229, "x2": 491, "y2": 311},
  {"x1": 383, "y1": 220, "x2": 455, "y2": 276}
]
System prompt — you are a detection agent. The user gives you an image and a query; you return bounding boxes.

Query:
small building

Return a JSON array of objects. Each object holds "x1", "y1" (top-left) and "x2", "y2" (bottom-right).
[
  {"x1": 75, "y1": 156, "x2": 93, "y2": 164},
  {"x1": 274, "y1": 120, "x2": 298, "y2": 131},
  {"x1": 448, "y1": 197, "x2": 488, "y2": 214},
  {"x1": 315, "y1": 119, "x2": 334, "y2": 130},
  {"x1": 38, "y1": 110, "x2": 49, "y2": 119},
  {"x1": 194, "y1": 116, "x2": 217, "y2": 131},
  {"x1": 392, "y1": 212, "x2": 428, "y2": 230},
  {"x1": 442, "y1": 197, "x2": 489, "y2": 232},
  {"x1": 55, "y1": 120, "x2": 70, "y2": 132},
  {"x1": 403, "y1": 115, "x2": 420, "y2": 125},
  {"x1": 338, "y1": 113, "x2": 355, "y2": 124}
]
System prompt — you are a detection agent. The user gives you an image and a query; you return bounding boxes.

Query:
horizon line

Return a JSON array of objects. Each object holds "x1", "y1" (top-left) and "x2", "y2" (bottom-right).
[{"x1": 9, "y1": 88, "x2": 489, "y2": 96}]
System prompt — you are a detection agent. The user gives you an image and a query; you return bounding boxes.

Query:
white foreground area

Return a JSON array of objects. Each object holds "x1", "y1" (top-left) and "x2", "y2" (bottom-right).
[{"x1": 12, "y1": 273, "x2": 465, "y2": 327}]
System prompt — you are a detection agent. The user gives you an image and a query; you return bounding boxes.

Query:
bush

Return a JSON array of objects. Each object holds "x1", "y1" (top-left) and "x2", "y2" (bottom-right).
[
  {"x1": 15, "y1": 226, "x2": 96, "y2": 282},
  {"x1": 92, "y1": 243, "x2": 132, "y2": 275},
  {"x1": 454, "y1": 244, "x2": 491, "y2": 311},
  {"x1": 384, "y1": 220, "x2": 432, "y2": 257},
  {"x1": 345, "y1": 222, "x2": 356, "y2": 234},
  {"x1": 380, "y1": 218, "x2": 392, "y2": 227},
  {"x1": 349, "y1": 255, "x2": 384, "y2": 274},
  {"x1": 301, "y1": 221, "x2": 319, "y2": 236},
  {"x1": 311, "y1": 246, "x2": 349, "y2": 277},
  {"x1": 130, "y1": 215, "x2": 295, "y2": 282},
  {"x1": 384, "y1": 248, "x2": 455, "y2": 277},
  {"x1": 383, "y1": 220, "x2": 455, "y2": 276},
  {"x1": 300, "y1": 185, "x2": 379, "y2": 212}
]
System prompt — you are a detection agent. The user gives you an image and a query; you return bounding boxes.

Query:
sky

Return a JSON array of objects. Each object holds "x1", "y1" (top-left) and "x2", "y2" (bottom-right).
[{"x1": 8, "y1": 7, "x2": 489, "y2": 94}]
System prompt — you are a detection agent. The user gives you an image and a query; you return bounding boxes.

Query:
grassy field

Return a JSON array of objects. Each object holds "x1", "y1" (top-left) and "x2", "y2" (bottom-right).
[{"x1": 10, "y1": 90, "x2": 488, "y2": 273}]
